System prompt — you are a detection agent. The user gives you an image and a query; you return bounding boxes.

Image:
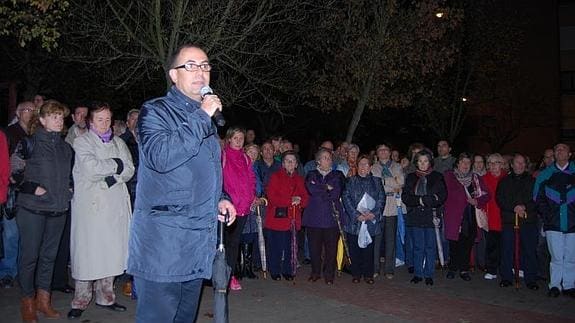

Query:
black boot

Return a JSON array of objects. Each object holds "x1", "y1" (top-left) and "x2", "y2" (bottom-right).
[{"x1": 243, "y1": 243, "x2": 257, "y2": 279}]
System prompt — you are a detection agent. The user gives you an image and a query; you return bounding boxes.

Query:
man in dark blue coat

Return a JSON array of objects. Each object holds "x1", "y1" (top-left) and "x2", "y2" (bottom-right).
[{"x1": 128, "y1": 44, "x2": 236, "y2": 322}]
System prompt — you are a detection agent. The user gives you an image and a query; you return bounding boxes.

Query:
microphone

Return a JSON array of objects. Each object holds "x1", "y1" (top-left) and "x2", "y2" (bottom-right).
[{"x1": 200, "y1": 86, "x2": 225, "y2": 127}]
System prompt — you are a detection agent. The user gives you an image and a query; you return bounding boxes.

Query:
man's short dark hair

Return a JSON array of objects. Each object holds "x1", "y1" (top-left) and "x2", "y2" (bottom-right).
[{"x1": 167, "y1": 44, "x2": 203, "y2": 70}]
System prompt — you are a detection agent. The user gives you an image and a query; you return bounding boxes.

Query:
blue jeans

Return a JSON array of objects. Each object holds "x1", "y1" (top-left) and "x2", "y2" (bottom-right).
[
  {"x1": 412, "y1": 227, "x2": 437, "y2": 278},
  {"x1": 134, "y1": 277, "x2": 203, "y2": 323},
  {"x1": 546, "y1": 231, "x2": 575, "y2": 290},
  {"x1": 0, "y1": 216, "x2": 19, "y2": 278}
]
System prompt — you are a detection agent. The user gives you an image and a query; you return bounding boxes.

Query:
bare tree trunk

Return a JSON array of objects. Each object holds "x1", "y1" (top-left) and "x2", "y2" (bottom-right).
[{"x1": 345, "y1": 71, "x2": 374, "y2": 143}]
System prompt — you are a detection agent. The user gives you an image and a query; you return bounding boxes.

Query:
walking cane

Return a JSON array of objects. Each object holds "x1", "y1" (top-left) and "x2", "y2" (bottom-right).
[
  {"x1": 513, "y1": 213, "x2": 521, "y2": 289},
  {"x1": 432, "y1": 209, "x2": 445, "y2": 269},
  {"x1": 290, "y1": 205, "x2": 299, "y2": 283}
]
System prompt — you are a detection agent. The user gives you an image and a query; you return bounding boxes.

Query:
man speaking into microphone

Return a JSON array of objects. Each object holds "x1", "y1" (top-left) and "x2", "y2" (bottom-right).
[{"x1": 128, "y1": 44, "x2": 237, "y2": 322}]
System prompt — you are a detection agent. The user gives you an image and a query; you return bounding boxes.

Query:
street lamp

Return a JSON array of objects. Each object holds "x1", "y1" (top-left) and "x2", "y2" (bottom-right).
[
  {"x1": 435, "y1": 12, "x2": 444, "y2": 18},
  {"x1": 461, "y1": 97, "x2": 468, "y2": 102}
]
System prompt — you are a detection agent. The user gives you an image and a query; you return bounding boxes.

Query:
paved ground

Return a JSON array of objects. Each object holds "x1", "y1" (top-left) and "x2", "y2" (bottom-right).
[{"x1": 1, "y1": 265, "x2": 574, "y2": 323}]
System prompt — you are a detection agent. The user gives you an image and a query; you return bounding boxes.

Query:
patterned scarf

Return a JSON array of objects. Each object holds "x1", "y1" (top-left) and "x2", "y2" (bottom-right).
[
  {"x1": 380, "y1": 160, "x2": 393, "y2": 178},
  {"x1": 454, "y1": 168, "x2": 473, "y2": 188},
  {"x1": 347, "y1": 158, "x2": 357, "y2": 177}
]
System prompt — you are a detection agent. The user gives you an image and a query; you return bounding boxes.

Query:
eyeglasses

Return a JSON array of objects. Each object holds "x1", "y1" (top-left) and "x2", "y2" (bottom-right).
[
  {"x1": 173, "y1": 62, "x2": 212, "y2": 72},
  {"x1": 19, "y1": 108, "x2": 35, "y2": 113}
]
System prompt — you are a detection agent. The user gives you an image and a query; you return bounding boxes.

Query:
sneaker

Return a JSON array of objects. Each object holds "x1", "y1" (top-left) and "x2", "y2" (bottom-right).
[
  {"x1": 548, "y1": 287, "x2": 561, "y2": 297},
  {"x1": 230, "y1": 276, "x2": 242, "y2": 291},
  {"x1": 385, "y1": 273, "x2": 394, "y2": 280},
  {"x1": 484, "y1": 273, "x2": 497, "y2": 280},
  {"x1": 512, "y1": 269, "x2": 524, "y2": 278},
  {"x1": 395, "y1": 259, "x2": 405, "y2": 267}
]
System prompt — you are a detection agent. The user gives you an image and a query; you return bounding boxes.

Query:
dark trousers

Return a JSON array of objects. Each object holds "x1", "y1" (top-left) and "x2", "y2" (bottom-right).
[
  {"x1": 347, "y1": 233, "x2": 375, "y2": 279},
  {"x1": 448, "y1": 231, "x2": 476, "y2": 272},
  {"x1": 134, "y1": 277, "x2": 202, "y2": 323},
  {"x1": 485, "y1": 230, "x2": 501, "y2": 275},
  {"x1": 383, "y1": 217, "x2": 397, "y2": 274},
  {"x1": 412, "y1": 227, "x2": 437, "y2": 278},
  {"x1": 307, "y1": 227, "x2": 339, "y2": 280},
  {"x1": 267, "y1": 229, "x2": 293, "y2": 276},
  {"x1": 225, "y1": 215, "x2": 247, "y2": 270},
  {"x1": 52, "y1": 211, "x2": 71, "y2": 289},
  {"x1": 500, "y1": 223, "x2": 538, "y2": 284},
  {"x1": 16, "y1": 207, "x2": 66, "y2": 297}
]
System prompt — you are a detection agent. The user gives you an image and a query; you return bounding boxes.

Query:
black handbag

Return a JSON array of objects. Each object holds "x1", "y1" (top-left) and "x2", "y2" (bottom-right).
[{"x1": 274, "y1": 207, "x2": 288, "y2": 218}]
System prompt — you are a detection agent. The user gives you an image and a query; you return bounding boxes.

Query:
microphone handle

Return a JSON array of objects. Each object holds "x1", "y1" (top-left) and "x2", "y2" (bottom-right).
[{"x1": 212, "y1": 110, "x2": 226, "y2": 127}]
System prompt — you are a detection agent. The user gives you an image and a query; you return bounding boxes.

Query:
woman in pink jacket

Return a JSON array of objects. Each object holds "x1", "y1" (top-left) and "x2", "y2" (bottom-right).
[{"x1": 222, "y1": 127, "x2": 257, "y2": 291}]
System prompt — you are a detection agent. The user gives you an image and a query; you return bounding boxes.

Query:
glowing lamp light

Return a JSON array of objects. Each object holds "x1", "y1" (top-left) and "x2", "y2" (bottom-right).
[
  {"x1": 435, "y1": 12, "x2": 444, "y2": 18},
  {"x1": 462, "y1": 97, "x2": 468, "y2": 102}
]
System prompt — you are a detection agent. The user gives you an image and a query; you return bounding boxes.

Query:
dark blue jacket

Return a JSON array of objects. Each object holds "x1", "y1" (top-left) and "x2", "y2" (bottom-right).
[
  {"x1": 342, "y1": 174, "x2": 385, "y2": 236},
  {"x1": 302, "y1": 169, "x2": 345, "y2": 229},
  {"x1": 128, "y1": 86, "x2": 224, "y2": 283}
]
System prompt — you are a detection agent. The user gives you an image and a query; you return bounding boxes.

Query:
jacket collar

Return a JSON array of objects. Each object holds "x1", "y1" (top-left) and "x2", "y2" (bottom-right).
[{"x1": 167, "y1": 86, "x2": 202, "y2": 112}]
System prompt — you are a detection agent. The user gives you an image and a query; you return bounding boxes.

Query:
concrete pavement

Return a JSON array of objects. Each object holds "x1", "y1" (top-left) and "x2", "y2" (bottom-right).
[{"x1": 0, "y1": 265, "x2": 574, "y2": 322}]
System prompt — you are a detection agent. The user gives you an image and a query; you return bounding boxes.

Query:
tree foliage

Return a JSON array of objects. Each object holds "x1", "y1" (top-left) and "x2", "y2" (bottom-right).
[
  {"x1": 0, "y1": 0, "x2": 68, "y2": 50},
  {"x1": 303, "y1": 0, "x2": 463, "y2": 142},
  {"x1": 417, "y1": 0, "x2": 527, "y2": 143},
  {"x1": 59, "y1": 0, "x2": 331, "y2": 114}
]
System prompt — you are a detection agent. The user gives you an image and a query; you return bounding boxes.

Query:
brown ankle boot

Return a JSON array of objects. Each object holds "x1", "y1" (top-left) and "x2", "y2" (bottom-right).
[
  {"x1": 20, "y1": 297, "x2": 38, "y2": 323},
  {"x1": 36, "y1": 289, "x2": 61, "y2": 319}
]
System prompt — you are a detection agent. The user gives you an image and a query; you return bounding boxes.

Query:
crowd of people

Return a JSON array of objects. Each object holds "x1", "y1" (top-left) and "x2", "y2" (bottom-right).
[{"x1": 0, "y1": 44, "x2": 574, "y2": 323}]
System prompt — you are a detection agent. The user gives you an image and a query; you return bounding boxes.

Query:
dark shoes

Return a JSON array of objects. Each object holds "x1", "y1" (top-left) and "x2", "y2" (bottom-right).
[
  {"x1": 446, "y1": 271, "x2": 455, "y2": 279},
  {"x1": 527, "y1": 282, "x2": 539, "y2": 290},
  {"x1": 408, "y1": 267, "x2": 414, "y2": 274},
  {"x1": 67, "y1": 308, "x2": 84, "y2": 319},
  {"x1": 271, "y1": 274, "x2": 282, "y2": 281},
  {"x1": 53, "y1": 284, "x2": 75, "y2": 294},
  {"x1": 365, "y1": 278, "x2": 375, "y2": 285},
  {"x1": 0, "y1": 276, "x2": 14, "y2": 288},
  {"x1": 325, "y1": 280, "x2": 334, "y2": 285},
  {"x1": 499, "y1": 280, "x2": 512, "y2": 288},
  {"x1": 548, "y1": 287, "x2": 561, "y2": 297},
  {"x1": 352, "y1": 278, "x2": 361, "y2": 284},
  {"x1": 562, "y1": 288, "x2": 575, "y2": 297},
  {"x1": 282, "y1": 274, "x2": 294, "y2": 281},
  {"x1": 303, "y1": 258, "x2": 311, "y2": 265},
  {"x1": 96, "y1": 303, "x2": 127, "y2": 312},
  {"x1": 459, "y1": 272, "x2": 471, "y2": 281},
  {"x1": 425, "y1": 278, "x2": 434, "y2": 286},
  {"x1": 308, "y1": 276, "x2": 320, "y2": 282},
  {"x1": 410, "y1": 276, "x2": 422, "y2": 284}
]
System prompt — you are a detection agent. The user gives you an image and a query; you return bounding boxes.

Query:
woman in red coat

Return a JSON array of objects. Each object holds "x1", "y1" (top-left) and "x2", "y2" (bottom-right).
[{"x1": 265, "y1": 151, "x2": 309, "y2": 281}]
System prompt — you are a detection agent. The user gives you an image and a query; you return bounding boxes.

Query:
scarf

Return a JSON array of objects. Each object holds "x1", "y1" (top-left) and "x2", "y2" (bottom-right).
[
  {"x1": 91, "y1": 128, "x2": 113, "y2": 143},
  {"x1": 380, "y1": 160, "x2": 393, "y2": 178},
  {"x1": 347, "y1": 159, "x2": 357, "y2": 177},
  {"x1": 454, "y1": 168, "x2": 473, "y2": 189},
  {"x1": 317, "y1": 166, "x2": 331, "y2": 177},
  {"x1": 415, "y1": 168, "x2": 432, "y2": 196}
]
